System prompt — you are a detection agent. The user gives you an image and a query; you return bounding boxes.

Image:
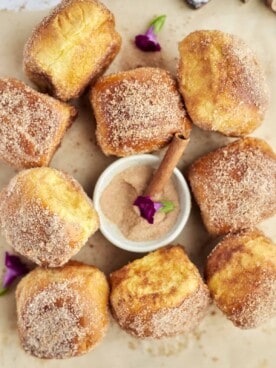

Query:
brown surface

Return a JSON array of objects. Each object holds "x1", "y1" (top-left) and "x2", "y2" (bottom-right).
[
  {"x1": 0, "y1": 78, "x2": 77, "y2": 169},
  {"x1": 110, "y1": 245, "x2": 210, "y2": 338},
  {"x1": 23, "y1": 0, "x2": 121, "y2": 101},
  {"x1": 16, "y1": 261, "x2": 109, "y2": 359},
  {"x1": 90, "y1": 67, "x2": 192, "y2": 157},
  {"x1": 0, "y1": 1, "x2": 276, "y2": 366},
  {"x1": 187, "y1": 137, "x2": 276, "y2": 236},
  {"x1": 178, "y1": 30, "x2": 270, "y2": 136},
  {"x1": 206, "y1": 230, "x2": 276, "y2": 328}
]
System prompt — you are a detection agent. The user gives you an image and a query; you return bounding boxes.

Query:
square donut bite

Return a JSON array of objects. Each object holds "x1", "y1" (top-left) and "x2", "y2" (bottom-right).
[
  {"x1": 90, "y1": 67, "x2": 192, "y2": 156},
  {"x1": 110, "y1": 245, "x2": 210, "y2": 338},
  {"x1": 188, "y1": 137, "x2": 276, "y2": 236},
  {"x1": 23, "y1": 0, "x2": 121, "y2": 101},
  {"x1": 0, "y1": 78, "x2": 77, "y2": 169}
]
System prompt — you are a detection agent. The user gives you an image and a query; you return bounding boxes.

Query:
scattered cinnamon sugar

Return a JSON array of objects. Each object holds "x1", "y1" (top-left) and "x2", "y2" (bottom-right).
[
  {"x1": 0, "y1": 78, "x2": 74, "y2": 168},
  {"x1": 125, "y1": 284, "x2": 210, "y2": 339},
  {"x1": 110, "y1": 246, "x2": 211, "y2": 339},
  {"x1": 0, "y1": 191, "x2": 72, "y2": 267},
  {"x1": 179, "y1": 31, "x2": 269, "y2": 136},
  {"x1": 188, "y1": 138, "x2": 276, "y2": 235},
  {"x1": 0, "y1": 169, "x2": 95, "y2": 267},
  {"x1": 206, "y1": 230, "x2": 276, "y2": 328},
  {"x1": 225, "y1": 35, "x2": 270, "y2": 112},
  {"x1": 18, "y1": 281, "x2": 87, "y2": 359},
  {"x1": 93, "y1": 68, "x2": 190, "y2": 156},
  {"x1": 100, "y1": 165, "x2": 180, "y2": 241},
  {"x1": 228, "y1": 272, "x2": 276, "y2": 329}
]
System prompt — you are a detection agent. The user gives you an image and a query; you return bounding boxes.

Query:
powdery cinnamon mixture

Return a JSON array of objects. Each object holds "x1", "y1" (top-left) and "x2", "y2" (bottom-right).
[
  {"x1": 18, "y1": 281, "x2": 88, "y2": 359},
  {"x1": 0, "y1": 78, "x2": 69, "y2": 168},
  {"x1": 227, "y1": 271, "x2": 276, "y2": 329},
  {"x1": 119, "y1": 285, "x2": 210, "y2": 339},
  {"x1": 196, "y1": 33, "x2": 270, "y2": 113},
  {"x1": 0, "y1": 196, "x2": 72, "y2": 267},
  {"x1": 188, "y1": 139, "x2": 276, "y2": 235},
  {"x1": 100, "y1": 165, "x2": 180, "y2": 241},
  {"x1": 95, "y1": 69, "x2": 189, "y2": 155},
  {"x1": 0, "y1": 171, "x2": 79, "y2": 267},
  {"x1": 225, "y1": 35, "x2": 270, "y2": 112}
]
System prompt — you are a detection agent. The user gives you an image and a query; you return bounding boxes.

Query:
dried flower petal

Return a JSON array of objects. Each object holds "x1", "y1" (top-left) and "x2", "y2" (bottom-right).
[
  {"x1": 2, "y1": 252, "x2": 29, "y2": 289},
  {"x1": 134, "y1": 196, "x2": 176, "y2": 224},
  {"x1": 134, "y1": 196, "x2": 162, "y2": 224},
  {"x1": 135, "y1": 15, "x2": 166, "y2": 52},
  {"x1": 153, "y1": 201, "x2": 163, "y2": 212},
  {"x1": 135, "y1": 27, "x2": 161, "y2": 52}
]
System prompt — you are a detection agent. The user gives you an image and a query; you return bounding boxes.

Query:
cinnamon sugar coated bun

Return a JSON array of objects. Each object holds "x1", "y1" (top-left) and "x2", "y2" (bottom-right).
[
  {"x1": 16, "y1": 261, "x2": 109, "y2": 359},
  {"x1": 110, "y1": 245, "x2": 210, "y2": 338},
  {"x1": 178, "y1": 30, "x2": 269, "y2": 136},
  {"x1": 23, "y1": 0, "x2": 121, "y2": 101},
  {"x1": 188, "y1": 137, "x2": 276, "y2": 236},
  {"x1": 90, "y1": 67, "x2": 192, "y2": 157},
  {"x1": 206, "y1": 230, "x2": 276, "y2": 328},
  {"x1": 0, "y1": 78, "x2": 77, "y2": 169},
  {"x1": 0, "y1": 167, "x2": 99, "y2": 267}
]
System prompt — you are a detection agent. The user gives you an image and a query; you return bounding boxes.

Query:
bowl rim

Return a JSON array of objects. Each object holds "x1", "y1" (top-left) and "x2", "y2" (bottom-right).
[{"x1": 93, "y1": 154, "x2": 191, "y2": 253}]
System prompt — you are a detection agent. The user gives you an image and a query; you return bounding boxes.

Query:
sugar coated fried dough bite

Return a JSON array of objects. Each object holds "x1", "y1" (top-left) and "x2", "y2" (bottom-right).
[
  {"x1": 16, "y1": 261, "x2": 109, "y2": 359},
  {"x1": 110, "y1": 246, "x2": 210, "y2": 338},
  {"x1": 90, "y1": 67, "x2": 192, "y2": 157},
  {"x1": 0, "y1": 78, "x2": 77, "y2": 169},
  {"x1": 188, "y1": 137, "x2": 276, "y2": 236},
  {"x1": 206, "y1": 230, "x2": 276, "y2": 329},
  {"x1": 23, "y1": 0, "x2": 121, "y2": 101},
  {"x1": 0, "y1": 167, "x2": 99, "y2": 267},
  {"x1": 178, "y1": 30, "x2": 269, "y2": 136}
]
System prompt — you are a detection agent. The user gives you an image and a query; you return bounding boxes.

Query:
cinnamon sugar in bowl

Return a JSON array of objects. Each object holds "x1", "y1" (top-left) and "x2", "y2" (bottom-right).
[{"x1": 93, "y1": 155, "x2": 191, "y2": 252}]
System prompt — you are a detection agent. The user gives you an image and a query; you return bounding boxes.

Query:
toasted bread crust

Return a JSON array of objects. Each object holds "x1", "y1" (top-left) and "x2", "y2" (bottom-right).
[
  {"x1": 188, "y1": 137, "x2": 276, "y2": 236},
  {"x1": 110, "y1": 246, "x2": 210, "y2": 338},
  {"x1": 206, "y1": 230, "x2": 276, "y2": 328},
  {"x1": 178, "y1": 30, "x2": 269, "y2": 136},
  {"x1": 90, "y1": 67, "x2": 192, "y2": 157},
  {"x1": 16, "y1": 261, "x2": 109, "y2": 359},
  {"x1": 23, "y1": 0, "x2": 121, "y2": 101},
  {"x1": 0, "y1": 78, "x2": 77, "y2": 169}
]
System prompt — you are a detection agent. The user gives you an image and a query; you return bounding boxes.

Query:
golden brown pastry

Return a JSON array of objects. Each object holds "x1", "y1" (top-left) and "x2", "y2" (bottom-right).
[
  {"x1": 178, "y1": 30, "x2": 269, "y2": 136},
  {"x1": 90, "y1": 67, "x2": 192, "y2": 157},
  {"x1": 206, "y1": 230, "x2": 276, "y2": 329},
  {"x1": 0, "y1": 78, "x2": 77, "y2": 169},
  {"x1": 110, "y1": 245, "x2": 210, "y2": 338},
  {"x1": 0, "y1": 167, "x2": 99, "y2": 267},
  {"x1": 188, "y1": 137, "x2": 276, "y2": 236},
  {"x1": 16, "y1": 261, "x2": 109, "y2": 359},
  {"x1": 23, "y1": 0, "x2": 121, "y2": 101}
]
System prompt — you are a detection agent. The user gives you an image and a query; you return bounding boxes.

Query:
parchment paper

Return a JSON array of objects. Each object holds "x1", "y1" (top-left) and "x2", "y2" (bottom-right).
[{"x1": 0, "y1": 1, "x2": 275, "y2": 367}]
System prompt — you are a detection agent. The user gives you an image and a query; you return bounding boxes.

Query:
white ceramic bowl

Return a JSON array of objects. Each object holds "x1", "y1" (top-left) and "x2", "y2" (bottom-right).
[{"x1": 93, "y1": 154, "x2": 191, "y2": 253}]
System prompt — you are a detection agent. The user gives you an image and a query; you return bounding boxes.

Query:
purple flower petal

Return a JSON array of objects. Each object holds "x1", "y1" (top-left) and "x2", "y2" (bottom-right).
[
  {"x1": 135, "y1": 35, "x2": 161, "y2": 52},
  {"x1": 153, "y1": 201, "x2": 163, "y2": 211},
  {"x1": 2, "y1": 252, "x2": 29, "y2": 288},
  {"x1": 135, "y1": 15, "x2": 166, "y2": 53},
  {"x1": 145, "y1": 27, "x2": 157, "y2": 42},
  {"x1": 135, "y1": 27, "x2": 161, "y2": 52},
  {"x1": 134, "y1": 196, "x2": 163, "y2": 224}
]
